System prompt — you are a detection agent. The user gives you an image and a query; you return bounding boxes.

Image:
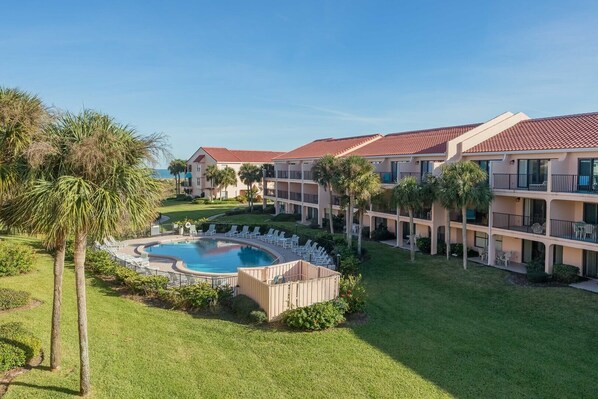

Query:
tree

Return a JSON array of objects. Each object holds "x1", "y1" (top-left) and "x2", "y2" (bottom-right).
[
  {"x1": 354, "y1": 173, "x2": 382, "y2": 255},
  {"x1": 238, "y1": 163, "x2": 261, "y2": 211},
  {"x1": 205, "y1": 164, "x2": 220, "y2": 200},
  {"x1": 312, "y1": 154, "x2": 339, "y2": 234},
  {"x1": 19, "y1": 110, "x2": 164, "y2": 396},
  {"x1": 219, "y1": 166, "x2": 237, "y2": 199},
  {"x1": 439, "y1": 161, "x2": 493, "y2": 270},
  {"x1": 167, "y1": 159, "x2": 186, "y2": 195},
  {"x1": 437, "y1": 175, "x2": 457, "y2": 260},
  {"x1": 334, "y1": 156, "x2": 375, "y2": 247},
  {"x1": 391, "y1": 177, "x2": 422, "y2": 262}
]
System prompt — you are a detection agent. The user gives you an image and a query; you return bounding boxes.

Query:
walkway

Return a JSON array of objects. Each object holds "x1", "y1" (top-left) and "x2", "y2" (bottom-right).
[{"x1": 570, "y1": 279, "x2": 598, "y2": 294}]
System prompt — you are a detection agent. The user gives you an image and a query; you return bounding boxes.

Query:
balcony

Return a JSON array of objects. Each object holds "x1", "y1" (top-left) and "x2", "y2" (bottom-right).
[
  {"x1": 450, "y1": 211, "x2": 489, "y2": 226},
  {"x1": 399, "y1": 208, "x2": 431, "y2": 220},
  {"x1": 264, "y1": 188, "x2": 276, "y2": 197},
  {"x1": 289, "y1": 171, "x2": 302, "y2": 180},
  {"x1": 264, "y1": 170, "x2": 275, "y2": 178},
  {"x1": 493, "y1": 174, "x2": 548, "y2": 191},
  {"x1": 371, "y1": 203, "x2": 395, "y2": 214},
  {"x1": 303, "y1": 171, "x2": 313, "y2": 181},
  {"x1": 304, "y1": 193, "x2": 318, "y2": 204},
  {"x1": 332, "y1": 195, "x2": 343, "y2": 206},
  {"x1": 277, "y1": 190, "x2": 288, "y2": 199},
  {"x1": 289, "y1": 191, "x2": 302, "y2": 201},
  {"x1": 277, "y1": 171, "x2": 288, "y2": 179},
  {"x1": 376, "y1": 172, "x2": 395, "y2": 184},
  {"x1": 493, "y1": 212, "x2": 546, "y2": 235},
  {"x1": 552, "y1": 174, "x2": 598, "y2": 194},
  {"x1": 550, "y1": 219, "x2": 598, "y2": 243}
]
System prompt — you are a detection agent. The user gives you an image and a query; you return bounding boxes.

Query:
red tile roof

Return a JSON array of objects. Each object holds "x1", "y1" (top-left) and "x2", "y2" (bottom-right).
[
  {"x1": 193, "y1": 154, "x2": 205, "y2": 162},
  {"x1": 467, "y1": 112, "x2": 598, "y2": 153},
  {"x1": 274, "y1": 134, "x2": 382, "y2": 160},
  {"x1": 200, "y1": 147, "x2": 285, "y2": 163},
  {"x1": 350, "y1": 123, "x2": 481, "y2": 157}
]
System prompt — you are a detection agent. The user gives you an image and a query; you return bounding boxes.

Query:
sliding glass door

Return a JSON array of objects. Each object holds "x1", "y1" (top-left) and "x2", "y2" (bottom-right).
[
  {"x1": 578, "y1": 158, "x2": 598, "y2": 192},
  {"x1": 518, "y1": 159, "x2": 548, "y2": 188},
  {"x1": 583, "y1": 250, "x2": 598, "y2": 278}
]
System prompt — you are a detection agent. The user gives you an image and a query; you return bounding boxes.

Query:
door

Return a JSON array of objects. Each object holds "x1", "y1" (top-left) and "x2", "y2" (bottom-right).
[
  {"x1": 522, "y1": 240, "x2": 545, "y2": 264},
  {"x1": 523, "y1": 199, "x2": 546, "y2": 225},
  {"x1": 578, "y1": 159, "x2": 598, "y2": 192},
  {"x1": 583, "y1": 250, "x2": 598, "y2": 278}
]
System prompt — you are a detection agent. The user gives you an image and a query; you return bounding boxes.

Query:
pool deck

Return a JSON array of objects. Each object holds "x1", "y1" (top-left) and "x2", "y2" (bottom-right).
[{"x1": 119, "y1": 233, "x2": 301, "y2": 273}]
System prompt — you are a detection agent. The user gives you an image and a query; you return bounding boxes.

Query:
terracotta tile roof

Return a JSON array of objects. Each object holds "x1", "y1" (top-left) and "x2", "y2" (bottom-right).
[
  {"x1": 201, "y1": 147, "x2": 284, "y2": 163},
  {"x1": 467, "y1": 112, "x2": 598, "y2": 153},
  {"x1": 350, "y1": 123, "x2": 481, "y2": 157},
  {"x1": 274, "y1": 134, "x2": 382, "y2": 160}
]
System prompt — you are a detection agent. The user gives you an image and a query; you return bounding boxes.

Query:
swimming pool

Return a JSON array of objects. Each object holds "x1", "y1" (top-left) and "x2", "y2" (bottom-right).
[{"x1": 144, "y1": 238, "x2": 275, "y2": 274}]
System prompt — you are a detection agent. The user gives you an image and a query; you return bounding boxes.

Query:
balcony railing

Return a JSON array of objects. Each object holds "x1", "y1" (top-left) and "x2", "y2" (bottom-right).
[
  {"x1": 303, "y1": 171, "x2": 313, "y2": 181},
  {"x1": 371, "y1": 203, "x2": 395, "y2": 214},
  {"x1": 277, "y1": 171, "x2": 288, "y2": 179},
  {"x1": 264, "y1": 188, "x2": 276, "y2": 197},
  {"x1": 550, "y1": 219, "x2": 598, "y2": 243},
  {"x1": 277, "y1": 190, "x2": 288, "y2": 199},
  {"x1": 304, "y1": 193, "x2": 318, "y2": 204},
  {"x1": 552, "y1": 174, "x2": 598, "y2": 194},
  {"x1": 399, "y1": 208, "x2": 432, "y2": 220},
  {"x1": 493, "y1": 212, "x2": 546, "y2": 235},
  {"x1": 450, "y1": 211, "x2": 489, "y2": 226},
  {"x1": 493, "y1": 174, "x2": 548, "y2": 191},
  {"x1": 289, "y1": 191, "x2": 302, "y2": 201},
  {"x1": 289, "y1": 171, "x2": 302, "y2": 180}
]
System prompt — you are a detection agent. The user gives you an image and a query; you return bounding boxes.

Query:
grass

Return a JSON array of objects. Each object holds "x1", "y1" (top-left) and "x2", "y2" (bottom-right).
[
  {"x1": 1, "y1": 207, "x2": 598, "y2": 398},
  {"x1": 157, "y1": 199, "x2": 240, "y2": 222}
]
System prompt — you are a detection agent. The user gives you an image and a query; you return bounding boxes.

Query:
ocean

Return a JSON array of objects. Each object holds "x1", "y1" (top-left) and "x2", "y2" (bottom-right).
[{"x1": 153, "y1": 169, "x2": 174, "y2": 179}]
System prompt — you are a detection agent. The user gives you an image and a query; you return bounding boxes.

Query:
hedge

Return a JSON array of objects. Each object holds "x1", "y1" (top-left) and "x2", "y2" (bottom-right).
[
  {"x1": 0, "y1": 241, "x2": 34, "y2": 276},
  {"x1": 0, "y1": 322, "x2": 42, "y2": 372},
  {"x1": 281, "y1": 299, "x2": 348, "y2": 331},
  {"x1": 0, "y1": 288, "x2": 31, "y2": 311},
  {"x1": 552, "y1": 264, "x2": 580, "y2": 284}
]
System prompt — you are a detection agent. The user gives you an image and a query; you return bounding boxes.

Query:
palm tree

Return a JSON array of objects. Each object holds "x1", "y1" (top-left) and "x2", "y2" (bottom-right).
[
  {"x1": 205, "y1": 164, "x2": 220, "y2": 200},
  {"x1": 440, "y1": 161, "x2": 493, "y2": 270},
  {"x1": 391, "y1": 176, "x2": 422, "y2": 262},
  {"x1": 219, "y1": 166, "x2": 237, "y2": 199},
  {"x1": 354, "y1": 173, "x2": 381, "y2": 255},
  {"x1": 334, "y1": 155, "x2": 375, "y2": 247},
  {"x1": 238, "y1": 163, "x2": 261, "y2": 211},
  {"x1": 312, "y1": 154, "x2": 339, "y2": 234},
  {"x1": 21, "y1": 110, "x2": 164, "y2": 396},
  {"x1": 437, "y1": 175, "x2": 457, "y2": 260},
  {"x1": 167, "y1": 159, "x2": 186, "y2": 195}
]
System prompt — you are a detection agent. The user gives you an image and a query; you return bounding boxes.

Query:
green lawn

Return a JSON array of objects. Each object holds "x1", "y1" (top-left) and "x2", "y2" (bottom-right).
[
  {"x1": 2, "y1": 212, "x2": 598, "y2": 397},
  {"x1": 157, "y1": 199, "x2": 240, "y2": 222}
]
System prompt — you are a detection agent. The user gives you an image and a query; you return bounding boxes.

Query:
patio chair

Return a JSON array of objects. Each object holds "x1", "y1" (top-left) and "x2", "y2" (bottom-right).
[
  {"x1": 584, "y1": 223, "x2": 595, "y2": 240},
  {"x1": 293, "y1": 239, "x2": 312, "y2": 254},
  {"x1": 531, "y1": 223, "x2": 544, "y2": 234},
  {"x1": 205, "y1": 224, "x2": 216, "y2": 236},
  {"x1": 259, "y1": 228, "x2": 274, "y2": 241},
  {"x1": 276, "y1": 232, "x2": 287, "y2": 246},
  {"x1": 248, "y1": 227, "x2": 261, "y2": 239},
  {"x1": 108, "y1": 235, "x2": 124, "y2": 247},
  {"x1": 283, "y1": 235, "x2": 298, "y2": 249},
  {"x1": 103, "y1": 237, "x2": 120, "y2": 248},
  {"x1": 167, "y1": 271, "x2": 180, "y2": 286},
  {"x1": 224, "y1": 225, "x2": 238, "y2": 237},
  {"x1": 235, "y1": 226, "x2": 250, "y2": 238},
  {"x1": 189, "y1": 225, "x2": 198, "y2": 237},
  {"x1": 266, "y1": 230, "x2": 280, "y2": 244},
  {"x1": 498, "y1": 251, "x2": 511, "y2": 267}
]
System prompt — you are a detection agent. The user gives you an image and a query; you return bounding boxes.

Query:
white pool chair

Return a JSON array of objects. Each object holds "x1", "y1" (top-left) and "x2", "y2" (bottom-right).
[
  {"x1": 189, "y1": 225, "x2": 198, "y2": 236},
  {"x1": 236, "y1": 226, "x2": 250, "y2": 238},
  {"x1": 205, "y1": 224, "x2": 216, "y2": 236},
  {"x1": 293, "y1": 239, "x2": 312, "y2": 254},
  {"x1": 260, "y1": 228, "x2": 274, "y2": 241},
  {"x1": 276, "y1": 232, "x2": 287, "y2": 246},
  {"x1": 248, "y1": 227, "x2": 261, "y2": 239},
  {"x1": 224, "y1": 225, "x2": 238, "y2": 237}
]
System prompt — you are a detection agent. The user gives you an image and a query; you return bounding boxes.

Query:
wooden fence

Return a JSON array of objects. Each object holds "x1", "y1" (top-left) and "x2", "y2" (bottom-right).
[{"x1": 238, "y1": 260, "x2": 340, "y2": 321}]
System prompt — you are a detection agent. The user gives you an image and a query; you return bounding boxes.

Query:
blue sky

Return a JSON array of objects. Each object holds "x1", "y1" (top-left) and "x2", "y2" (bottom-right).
[{"x1": 2, "y1": 1, "x2": 598, "y2": 166}]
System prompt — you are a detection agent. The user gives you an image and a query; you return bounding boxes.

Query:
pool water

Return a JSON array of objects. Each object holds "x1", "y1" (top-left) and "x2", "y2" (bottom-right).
[{"x1": 145, "y1": 238, "x2": 275, "y2": 273}]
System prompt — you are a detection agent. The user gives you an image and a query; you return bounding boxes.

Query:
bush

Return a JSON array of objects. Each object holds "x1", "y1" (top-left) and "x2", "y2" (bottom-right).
[
  {"x1": 552, "y1": 264, "x2": 580, "y2": 284},
  {"x1": 371, "y1": 224, "x2": 395, "y2": 241},
  {"x1": 249, "y1": 310, "x2": 268, "y2": 324},
  {"x1": 0, "y1": 241, "x2": 34, "y2": 276},
  {"x1": 437, "y1": 241, "x2": 447, "y2": 255},
  {"x1": 85, "y1": 250, "x2": 118, "y2": 275},
  {"x1": 216, "y1": 285, "x2": 234, "y2": 308},
  {"x1": 0, "y1": 288, "x2": 31, "y2": 310},
  {"x1": 174, "y1": 194, "x2": 192, "y2": 201},
  {"x1": 416, "y1": 237, "x2": 431, "y2": 254},
  {"x1": 339, "y1": 274, "x2": 367, "y2": 313},
  {"x1": 156, "y1": 288, "x2": 185, "y2": 309},
  {"x1": 123, "y1": 274, "x2": 169, "y2": 295},
  {"x1": 527, "y1": 271, "x2": 550, "y2": 283},
  {"x1": 526, "y1": 259, "x2": 544, "y2": 273},
  {"x1": 113, "y1": 266, "x2": 138, "y2": 283},
  {"x1": 322, "y1": 215, "x2": 345, "y2": 232},
  {"x1": 339, "y1": 254, "x2": 360, "y2": 276},
  {"x1": 272, "y1": 213, "x2": 301, "y2": 222},
  {"x1": 282, "y1": 300, "x2": 346, "y2": 331},
  {"x1": 231, "y1": 294, "x2": 260, "y2": 319},
  {"x1": 0, "y1": 322, "x2": 42, "y2": 372},
  {"x1": 177, "y1": 283, "x2": 218, "y2": 310}
]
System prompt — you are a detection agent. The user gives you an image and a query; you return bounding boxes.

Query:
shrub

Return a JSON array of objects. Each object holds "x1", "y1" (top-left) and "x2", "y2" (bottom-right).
[
  {"x1": 272, "y1": 213, "x2": 301, "y2": 222},
  {"x1": 123, "y1": 274, "x2": 169, "y2": 295},
  {"x1": 552, "y1": 264, "x2": 580, "y2": 284},
  {"x1": 231, "y1": 294, "x2": 260, "y2": 319},
  {"x1": 339, "y1": 254, "x2": 360, "y2": 276},
  {"x1": 174, "y1": 194, "x2": 192, "y2": 201},
  {"x1": 416, "y1": 237, "x2": 431, "y2": 254},
  {"x1": 527, "y1": 271, "x2": 550, "y2": 283},
  {"x1": 526, "y1": 259, "x2": 544, "y2": 274},
  {"x1": 215, "y1": 285, "x2": 234, "y2": 308},
  {"x1": 0, "y1": 288, "x2": 31, "y2": 310},
  {"x1": 282, "y1": 300, "x2": 346, "y2": 331},
  {"x1": 0, "y1": 241, "x2": 34, "y2": 276},
  {"x1": 371, "y1": 224, "x2": 395, "y2": 241},
  {"x1": 339, "y1": 274, "x2": 367, "y2": 313},
  {"x1": 177, "y1": 283, "x2": 218, "y2": 310},
  {"x1": 85, "y1": 250, "x2": 118, "y2": 275},
  {"x1": 113, "y1": 266, "x2": 138, "y2": 283},
  {"x1": 156, "y1": 288, "x2": 185, "y2": 309},
  {"x1": 0, "y1": 322, "x2": 42, "y2": 372},
  {"x1": 437, "y1": 241, "x2": 447, "y2": 255},
  {"x1": 249, "y1": 310, "x2": 268, "y2": 324}
]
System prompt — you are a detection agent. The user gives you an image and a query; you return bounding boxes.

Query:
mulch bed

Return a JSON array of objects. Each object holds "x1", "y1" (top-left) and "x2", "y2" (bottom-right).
[
  {"x1": 505, "y1": 273, "x2": 570, "y2": 288},
  {"x1": 0, "y1": 299, "x2": 42, "y2": 315}
]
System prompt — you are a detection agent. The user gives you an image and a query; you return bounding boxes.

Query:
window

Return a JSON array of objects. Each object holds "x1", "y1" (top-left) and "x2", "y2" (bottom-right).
[
  {"x1": 474, "y1": 232, "x2": 488, "y2": 248},
  {"x1": 196, "y1": 164, "x2": 201, "y2": 171},
  {"x1": 553, "y1": 245, "x2": 563, "y2": 265},
  {"x1": 517, "y1": 159, "x2": 548, "y2": 188},
  {"x1": 494, "y1": 236, "x2": 503, "y2": 252},
  {"x1": 475, "y1": 160, "x2": 490, "y2": 182},
  {"x1": 420, "y1": 161, "x2": 434, "y2": 179},
  {"x1": 196, "y1": 178, "x2": 201, "y2": 185},
  {"x1": 583, "y1": 203, "x2": 598, "y2": 224}
]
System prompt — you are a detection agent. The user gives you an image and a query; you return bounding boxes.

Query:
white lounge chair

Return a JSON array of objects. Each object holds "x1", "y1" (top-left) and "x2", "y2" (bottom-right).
[
  {"x1": 248, "y1": 227, "x2": 261, "y2": 239},
  {"x1": 260, "y1": 228, "x2": 274, "y2": 241},
  {"x1": 224, "y1": 225, "x2": 238, "y2": 237},
  {"x1": 284, "y1": 235, "x2": 298, "y2": 249},
  {"x1": 276, "y1": 232, "x2": 287, "y2": 246},
  {"x1": 266, "y1": 230, "x2": 280, "y2": 244},
  {"x1": 205, "y1": 224, "x2": 216, "y2": 236},
  {"x1": 189, "y1": 225, "x2": 198, "y2": 236},
  {"x1": 108, "y1": 235, "x2": 124, "y2": 247},
  {"x1": 293, "y1": 239, "x2": 312, "y2": 254},
  {"x1": 236, "y1": 226, "x2": 250, "y2": 238},
  {"x1": 103, "y1": 237, "x2": 119, "y2": 248}
]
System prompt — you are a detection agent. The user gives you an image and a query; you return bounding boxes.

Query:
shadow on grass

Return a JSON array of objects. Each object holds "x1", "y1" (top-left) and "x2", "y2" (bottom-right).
[
  {"x1": 348, "y1": 242, "x2": 598, "y2": 398},
  {"x1": 8, "y1": 381, "x2": 79, "y2": 396}
]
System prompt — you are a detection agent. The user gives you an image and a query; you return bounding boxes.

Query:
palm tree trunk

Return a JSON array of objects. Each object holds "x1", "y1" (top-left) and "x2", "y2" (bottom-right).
[
  {"x1": 50, "y1": 239, "x2": 66, "y2": 371},
  {"x1": 409, "y1": 209, "x2": 415, "y2": 262},
  {"x1": 328, "y1": 184, "x2": 334, "y2": 234},
  {"x1": 446, "y1": 209, "x2": 451, "y2": 260},
  {"x1": 74, "y1": 231, "x2": 91, "y2": 396},
  {"x1": 347, "y1": 194, "x2": 354, "y2": 247},
  {"x1": 358, "y1": 209, "x2": 363, "y2": 255},
  {"x1": 461, "y1": 206, "x2": 468, "y2": 270}
]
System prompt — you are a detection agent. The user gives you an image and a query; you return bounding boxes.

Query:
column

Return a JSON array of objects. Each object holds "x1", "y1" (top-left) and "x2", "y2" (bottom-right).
[{"x1": 545, "y1": 243, "x2": 554, "y2": 274}]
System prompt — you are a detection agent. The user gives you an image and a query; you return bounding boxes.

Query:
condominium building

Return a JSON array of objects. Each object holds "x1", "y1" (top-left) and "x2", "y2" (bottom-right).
[
  {"x1": 184, "y1": 147, "x2": 285, "y2": 199},
  {"x1": 264, "y1": 111, "x2": 598, "y2": 279}
]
